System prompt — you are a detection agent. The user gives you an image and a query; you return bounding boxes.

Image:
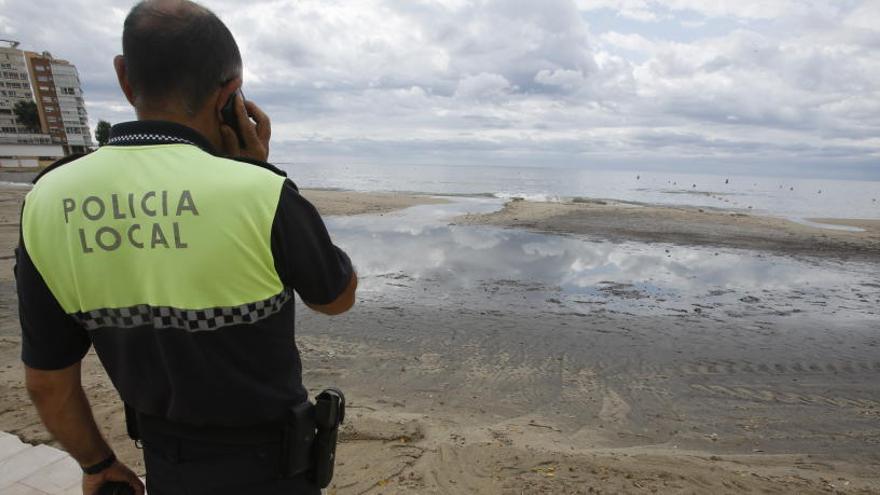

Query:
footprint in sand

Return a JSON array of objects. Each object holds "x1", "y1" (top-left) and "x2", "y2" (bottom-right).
[{"x1": 599, "y1": 389, "x2": 631, "y2": 424}]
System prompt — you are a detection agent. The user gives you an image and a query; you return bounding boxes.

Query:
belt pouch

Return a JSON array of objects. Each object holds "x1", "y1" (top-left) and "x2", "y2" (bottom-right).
[
  {"x1": 281, "y1": 401, "x2": 315, "y2": 478},
  {"x1": 124, "y1": 403, "x2": 141, "y2": 442}
]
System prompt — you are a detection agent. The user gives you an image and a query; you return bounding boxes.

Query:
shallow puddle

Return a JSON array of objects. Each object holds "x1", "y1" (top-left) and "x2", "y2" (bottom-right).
[{"x1": 325, "y1": 198, "x2": 880, "y2": 322}]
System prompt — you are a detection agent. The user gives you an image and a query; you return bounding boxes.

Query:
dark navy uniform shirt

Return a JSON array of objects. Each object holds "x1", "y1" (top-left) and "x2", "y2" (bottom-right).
[{"x1": 16, "y1": 121, "x2": 353, "y2": 427}]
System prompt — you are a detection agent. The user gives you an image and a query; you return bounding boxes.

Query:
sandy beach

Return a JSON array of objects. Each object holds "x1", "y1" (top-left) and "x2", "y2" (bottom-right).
[{"x1": 1, "y1": 183, "x2": 878, "y2": 494}]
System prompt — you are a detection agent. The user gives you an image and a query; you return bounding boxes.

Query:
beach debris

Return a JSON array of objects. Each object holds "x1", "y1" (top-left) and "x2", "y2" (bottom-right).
[
  {"x1": 531, "y1": 466, "x2": 557, "y2": 478},
  {"x1": 528, "y1": 420, "x2": 561, "y2": 432},
  {"x1": 598, "y1": 282, "x2": 649, "y2": 299}
]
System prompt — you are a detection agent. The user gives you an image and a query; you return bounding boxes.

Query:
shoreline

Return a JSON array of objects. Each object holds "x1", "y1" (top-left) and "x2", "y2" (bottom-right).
[
  {"x1": 3, "y1": 168, "x2": 876, "y2": 233},
  {"x1": 0, "y1": 176, "x2": 449, "y2": 218}
]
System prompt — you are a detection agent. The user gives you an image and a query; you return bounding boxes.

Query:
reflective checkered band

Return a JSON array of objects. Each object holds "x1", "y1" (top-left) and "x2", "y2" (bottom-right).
[
  {"x1": 108, "y1": 134, "x2": 196, "y2": 146},
  {"x1": 73, "y1": 290, "x2": 293, "y2": 332}
]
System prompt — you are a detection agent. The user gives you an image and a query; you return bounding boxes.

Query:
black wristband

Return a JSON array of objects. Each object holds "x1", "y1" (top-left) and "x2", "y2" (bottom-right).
[{"x1": 82, "y1": 452, "x2": 116, "y2": 474}]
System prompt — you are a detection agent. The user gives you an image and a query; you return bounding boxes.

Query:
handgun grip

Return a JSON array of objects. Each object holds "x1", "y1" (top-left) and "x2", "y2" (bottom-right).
[{"x1": 315, "y1": 388, "x2": 345, "y2": 428}]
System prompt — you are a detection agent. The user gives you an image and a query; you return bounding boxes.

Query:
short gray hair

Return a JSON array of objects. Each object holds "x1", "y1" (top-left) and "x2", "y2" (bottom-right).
[{"x1": 122, "y1": 0, "x2": 242, "y2": 115}]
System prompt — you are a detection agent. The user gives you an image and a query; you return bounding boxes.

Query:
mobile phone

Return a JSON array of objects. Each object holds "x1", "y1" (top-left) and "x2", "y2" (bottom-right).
[{"x1": 221, "y1": 90, "x2": 247, "y2": 148}]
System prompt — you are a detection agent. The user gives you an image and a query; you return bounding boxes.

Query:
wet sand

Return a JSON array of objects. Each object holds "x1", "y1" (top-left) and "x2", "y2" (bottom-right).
[
  {"x1": 301, "y1": 189, "x2": 448, "y2": 216},
  {"x1": 0, "y1": 185, "x2": 878, "y2": 493},
  {"x1": 455, "y1": 198, "x2": 880, "y2": 261}
]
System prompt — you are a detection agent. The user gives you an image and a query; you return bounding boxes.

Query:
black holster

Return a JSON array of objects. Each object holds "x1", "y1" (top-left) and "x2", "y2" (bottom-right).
[
  {"x1": 313, "y1": 388, "x2": 345, "y2": 488},
  {"x1": 281, "y1": 388, "x2": 346, "y2": 489}
]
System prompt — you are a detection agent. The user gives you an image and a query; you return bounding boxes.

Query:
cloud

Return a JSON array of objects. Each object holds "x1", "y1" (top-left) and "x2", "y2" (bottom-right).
[
  {"x1": 454, "y1": 73, "x2": 512, "y2": 101},
  {"x1": 574, "y1": 0, "x2": 664, "y2": 22},
  {"x1": 534, "y1": 69, "x2": 586, "y2": 92},
  {"x1": 0, "y1": 0, "x2": 877, "y2": 178},
  {"x1": 578, "y1": 0, "x2": 845, "y2": 21}
]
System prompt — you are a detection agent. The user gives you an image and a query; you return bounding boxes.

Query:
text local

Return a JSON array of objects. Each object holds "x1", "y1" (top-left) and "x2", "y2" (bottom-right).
[{"x1": 64, "y1": 190, "x2": 199, "y2": 253}]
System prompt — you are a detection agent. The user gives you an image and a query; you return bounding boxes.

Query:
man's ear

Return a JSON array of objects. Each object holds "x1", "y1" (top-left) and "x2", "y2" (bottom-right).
[
  {"x1": 113, "y1": 55, "x2": 136, "y2": 106},
  {"x1": 215, "y1": 77, "x2": 242, "y2": 121}
]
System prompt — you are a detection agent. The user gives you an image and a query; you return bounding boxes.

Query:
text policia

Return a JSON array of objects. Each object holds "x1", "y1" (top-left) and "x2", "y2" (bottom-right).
[{"x1": 62, "y1": 190, "x2": 199, "y2": 253}]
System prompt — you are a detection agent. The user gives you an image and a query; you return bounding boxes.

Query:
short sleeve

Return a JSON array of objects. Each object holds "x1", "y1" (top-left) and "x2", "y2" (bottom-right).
[
  {"x1": 15, "y1": 229, "x2": 91, "y2": 370},
  {"x1": 270, "y1": 180, "x2": 354, "y2": 305}
]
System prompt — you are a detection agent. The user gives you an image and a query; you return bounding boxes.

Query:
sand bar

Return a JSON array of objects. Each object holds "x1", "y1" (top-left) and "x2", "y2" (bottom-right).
[
  {"x1": 455, "y1": 198, "x2": 880, "y2": 261},
  {"x1": 301, "y1": 189, "x2": 448, "y2": 216}
]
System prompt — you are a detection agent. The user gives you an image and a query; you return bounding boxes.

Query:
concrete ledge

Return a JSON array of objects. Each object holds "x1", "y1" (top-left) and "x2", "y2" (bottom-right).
[{"x1": 0, "y1": 432, "x2": 145, "y2": 494}]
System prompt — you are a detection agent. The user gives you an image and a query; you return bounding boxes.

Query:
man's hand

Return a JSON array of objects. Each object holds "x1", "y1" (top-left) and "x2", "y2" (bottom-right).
[
  {"x1": 24, "y1": 363, "x2": 143, "y2": 495},
  {"x1": 220, "y1": 95, "x2": 271, "y2": 162},
  {"x1": 82, "y1": 461, "x2": 145, "y2": 495}
]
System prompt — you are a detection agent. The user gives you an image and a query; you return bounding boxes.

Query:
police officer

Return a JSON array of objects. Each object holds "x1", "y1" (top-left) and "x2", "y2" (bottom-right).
[{"x1": 15, "y1": 1, "x2": 356, "y2": 494}]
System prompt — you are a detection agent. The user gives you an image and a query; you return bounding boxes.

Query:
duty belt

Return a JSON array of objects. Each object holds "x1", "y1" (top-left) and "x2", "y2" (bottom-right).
[{"x1": 125, "y1": 388, "x2": 346, "y2": 488}]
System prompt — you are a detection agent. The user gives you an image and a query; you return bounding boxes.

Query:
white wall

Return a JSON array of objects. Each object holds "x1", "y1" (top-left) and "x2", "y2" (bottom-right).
[
  {"x1": 0, "y1": 157, "x2": 37, "y2": 168},
  {"x1": 0, "y1": 143, "x2": 65, "y2": 159}
]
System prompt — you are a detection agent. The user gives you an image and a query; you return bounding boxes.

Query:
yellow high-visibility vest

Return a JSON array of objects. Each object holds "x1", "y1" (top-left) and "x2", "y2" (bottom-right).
[{"x1": 23, "y1": 144, "x2": 287, "y2": 329}]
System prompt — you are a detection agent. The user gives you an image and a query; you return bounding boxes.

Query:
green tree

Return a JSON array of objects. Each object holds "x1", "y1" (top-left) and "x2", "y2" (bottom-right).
[
  {"x1": 13, "y1": 100, "x2": 40, "y2": 132},
  {"x1": 95, "y1": 120, "x2": 112, "y2": 147}
]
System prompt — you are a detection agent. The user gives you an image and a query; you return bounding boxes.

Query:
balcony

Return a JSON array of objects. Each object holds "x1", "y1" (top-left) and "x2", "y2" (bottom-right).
[{"x1": 0, "y1": 133, "x2": 55, "y2": 145}]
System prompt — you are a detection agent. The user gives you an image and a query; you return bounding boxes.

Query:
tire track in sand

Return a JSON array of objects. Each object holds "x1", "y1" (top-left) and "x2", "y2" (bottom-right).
[{"x1": 688, "y1": 383, "x2": 880, "y2": 409}]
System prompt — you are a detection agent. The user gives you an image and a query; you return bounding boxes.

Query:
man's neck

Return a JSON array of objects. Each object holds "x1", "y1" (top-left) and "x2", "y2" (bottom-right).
[{"x1": 135, "y1": 109, "x2": 223, "y2": 153}]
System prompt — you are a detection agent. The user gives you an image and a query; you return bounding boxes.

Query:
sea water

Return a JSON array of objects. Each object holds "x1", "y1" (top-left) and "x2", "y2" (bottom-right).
[{"x1": 280, "y1": 162, "x2": 880, "y2": 220}]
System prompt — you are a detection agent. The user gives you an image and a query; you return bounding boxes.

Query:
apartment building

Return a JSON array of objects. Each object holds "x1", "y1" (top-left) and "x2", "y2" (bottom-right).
[
  {"x1": 0, "y1": 40, "x2": 63, "y2": 167},
  {"x1": 0, "y1": 41, "x2": 40, "y2": 138},
  {"x1": 25, "y1": 50, "x2": 94, "y2": 154},
  {"x1": 0, "y1": 40, "x2": 93, "y2": 166}
]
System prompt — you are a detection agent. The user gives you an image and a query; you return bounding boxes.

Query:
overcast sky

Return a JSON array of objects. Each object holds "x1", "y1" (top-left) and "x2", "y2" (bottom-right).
[{"x1": 2, "y1": 0, "x2": 878, "y2": 178}]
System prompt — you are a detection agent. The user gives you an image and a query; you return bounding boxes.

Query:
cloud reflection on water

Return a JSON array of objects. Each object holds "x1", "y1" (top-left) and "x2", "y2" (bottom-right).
[{"x1": 325, "y1": 198, "x2": 879, "y2": 319}]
